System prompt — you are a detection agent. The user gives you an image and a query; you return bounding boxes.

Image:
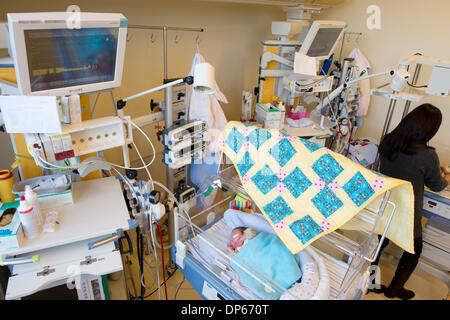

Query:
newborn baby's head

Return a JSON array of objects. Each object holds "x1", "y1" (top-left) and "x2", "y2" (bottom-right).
[
  {"x1": 227, "y1": 227, "x2": 246, "y2": 251},
  {"x1": 227, "y1": 227, "x2": 258, "y2": 251}
]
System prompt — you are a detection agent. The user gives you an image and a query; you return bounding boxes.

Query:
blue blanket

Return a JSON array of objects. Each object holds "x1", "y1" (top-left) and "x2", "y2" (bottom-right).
[{"x1": 230, "y1": 232, "x2": 302, "y2": 299}]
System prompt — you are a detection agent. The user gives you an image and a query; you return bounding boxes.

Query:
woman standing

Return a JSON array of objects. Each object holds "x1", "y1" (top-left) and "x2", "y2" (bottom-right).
[{"x1": 371, "y1": 103, "x2": 449, "y2": 300}]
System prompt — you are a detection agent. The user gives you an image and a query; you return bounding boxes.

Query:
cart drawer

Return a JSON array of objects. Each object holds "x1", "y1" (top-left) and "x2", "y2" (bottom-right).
[{"x1": 6, "y1": 238, "x2": 122, "y2": 299}]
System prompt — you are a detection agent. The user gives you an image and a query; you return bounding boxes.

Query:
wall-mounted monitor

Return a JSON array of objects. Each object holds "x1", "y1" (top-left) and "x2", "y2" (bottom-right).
[
  {"x1": 299, "y1": 20, "x2": 346, "y2": 61},
  {"x1": 7, "y1": 12, "x2": 127, "y2": 96}
]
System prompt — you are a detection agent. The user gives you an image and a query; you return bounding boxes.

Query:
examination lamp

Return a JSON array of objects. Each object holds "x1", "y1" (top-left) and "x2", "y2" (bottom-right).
[{"x1": 116, "y1": 62, "x2": 216, "y2": 109}]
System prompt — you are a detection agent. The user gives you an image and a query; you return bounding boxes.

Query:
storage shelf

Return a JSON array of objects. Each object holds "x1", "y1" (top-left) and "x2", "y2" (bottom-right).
[
  {"x1": 61, "y1": 116, "x2": 123, "y2": 134},
  {"x1": 370, "y1": 85, "x2": 427, "y2": 102},
  {"x1": 61, "y1": 116, "x2": 127, "y2": 157}
]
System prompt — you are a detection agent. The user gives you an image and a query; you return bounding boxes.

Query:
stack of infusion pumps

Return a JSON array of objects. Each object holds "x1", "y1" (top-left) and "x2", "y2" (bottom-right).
[{"x1": 162, "y1": 120, "x2": 207, "y2": 170}]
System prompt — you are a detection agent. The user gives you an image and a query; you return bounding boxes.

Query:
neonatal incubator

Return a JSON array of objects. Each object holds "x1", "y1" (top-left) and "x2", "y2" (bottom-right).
[{"x1": 172, "y1": 160, "x2": 398, "y2": 300}]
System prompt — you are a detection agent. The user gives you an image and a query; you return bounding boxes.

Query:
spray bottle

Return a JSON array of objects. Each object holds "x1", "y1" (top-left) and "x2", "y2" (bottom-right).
[
  {"x1": 277, "y1": 101, "x2": 286, "y2": 126},
  {"x1": 25, "y1": 185, "x2": 43, "y2": 225},
  {"x1": 18, "y1": 195, "x2": 42, "y2": 239}
]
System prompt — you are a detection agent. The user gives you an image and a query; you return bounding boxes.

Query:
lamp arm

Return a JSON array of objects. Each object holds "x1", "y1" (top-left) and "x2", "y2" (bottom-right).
[
  {"x1": 345, "y1": 70, "x2": 393, "y2": 86},
  {"x1": 314, "y1": 84, "x2": 345, "y2": 112},
  {"x1": 314, "y1": 69, "x2": 394, "y2": 112},
  {"x1": 117, "y1": 76, "x2": 193, "y2": 110}
]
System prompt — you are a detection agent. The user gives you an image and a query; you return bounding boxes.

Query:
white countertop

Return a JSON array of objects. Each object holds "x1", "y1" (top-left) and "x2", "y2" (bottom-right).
[
  {"x1": 280, "y1": 123, "x2": 332, "y2": 138},
  {"x1": 426, "y1": 187, "x2": 450, "y2": 200},
  {"x1": 1, "y1": 176, "x2": 130, "y2": 256}
]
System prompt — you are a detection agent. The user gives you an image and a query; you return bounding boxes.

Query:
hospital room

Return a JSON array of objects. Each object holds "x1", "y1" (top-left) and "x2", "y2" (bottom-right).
[{"x1": 0, "y1": 0, "x2": 448, "y2": 307}]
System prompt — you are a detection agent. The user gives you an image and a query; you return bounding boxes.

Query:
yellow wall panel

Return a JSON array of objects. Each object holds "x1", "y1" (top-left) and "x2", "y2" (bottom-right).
[
  {"x1": 79, "y1": 95, "x2": 100, "y2": 181},
  {"x1": 0, "y1": 68, "x2": 17, "y2": 84},
  {"x1": 260, "y1": 45, "x2": 279, "y2": 104},
  {"x1": 13, "y1": 133, "x2": 42, "y2": 180}
]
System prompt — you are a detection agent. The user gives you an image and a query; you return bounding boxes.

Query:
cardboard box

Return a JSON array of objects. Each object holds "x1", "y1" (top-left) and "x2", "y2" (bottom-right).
[
  {"x1": 263, "y1": 119, "x2": 281, "y2": 129},
  {"x1": 255, "y1": 103, "x2": 281, "y2": 122},
  {"x1": 0, "y1": 203, "x2": 24, "y2": 251},
  {"x1": 12, "y1": 174, "x2": 74, "y2": 210},
  {"x1": 38, "y1": 187, "x2": 74, "y2": 210}
]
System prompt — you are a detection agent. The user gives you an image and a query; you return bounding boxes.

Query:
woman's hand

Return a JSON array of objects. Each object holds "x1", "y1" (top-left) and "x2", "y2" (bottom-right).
[{"x1": 441, "y1": 166, "x2": 450, "y2": 184}]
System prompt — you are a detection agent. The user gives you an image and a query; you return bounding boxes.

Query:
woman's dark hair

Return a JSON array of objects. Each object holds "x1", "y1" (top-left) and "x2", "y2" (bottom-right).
[{"x1": 379, "y1": 103, "x2": 442, "y2": 160}]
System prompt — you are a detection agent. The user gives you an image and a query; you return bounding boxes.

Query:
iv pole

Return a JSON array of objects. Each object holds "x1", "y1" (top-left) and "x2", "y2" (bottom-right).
[
  {"x1": 127, "y1": 24, "x2": 204, "y2": 190},
  {"x1": 123, "y1": 24, "x2": 205, "y2": 275}
]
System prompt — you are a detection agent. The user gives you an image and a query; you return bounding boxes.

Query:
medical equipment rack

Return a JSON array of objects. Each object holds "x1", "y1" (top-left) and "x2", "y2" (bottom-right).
[
  {"x1": 172, "y1": 157, "x2": 399, "y2": 300},
  {"x1": 418, "y1": 190, "x2": 450, "y2": 292}
]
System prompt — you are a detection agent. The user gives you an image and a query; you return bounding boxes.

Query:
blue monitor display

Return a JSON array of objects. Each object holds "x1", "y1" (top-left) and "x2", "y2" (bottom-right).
[{"x1": 24, "y1": 27, "x2": 118, "y2": 92}]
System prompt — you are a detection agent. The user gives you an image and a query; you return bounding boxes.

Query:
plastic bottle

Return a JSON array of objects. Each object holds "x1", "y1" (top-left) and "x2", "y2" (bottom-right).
[
  {"x1": 18, "y1": 195, "x2": 42, "y2": 239},
  {"x1": 25, "y1": 185, "x2": 43, "y2": 225},
  {"x1": 277, "y1": 101, "x2": 286, "y2": 126},
  {"x1": 59, "y1": 96, "x2": 71, "y2": 124},
  {"x1": 69, "y1": 94, "x2": 82, "y2": 124}
]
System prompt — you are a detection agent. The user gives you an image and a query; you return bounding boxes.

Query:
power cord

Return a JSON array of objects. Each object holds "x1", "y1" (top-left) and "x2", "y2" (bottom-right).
[
  {"x1": 407, "y1": 82, "x2": 427, "y2": 88},
  {"x1": 156, "y1": 222, "x2": 168, "y2": 300},
  {"x1": 139, "y1": 268, "x2": 178, "y2": 300}
]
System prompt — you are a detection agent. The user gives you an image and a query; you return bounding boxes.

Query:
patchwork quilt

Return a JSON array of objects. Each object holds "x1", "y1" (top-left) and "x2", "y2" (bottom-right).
[{"x1": 218, "y1": 121, "x2": 415, "y2": 254}]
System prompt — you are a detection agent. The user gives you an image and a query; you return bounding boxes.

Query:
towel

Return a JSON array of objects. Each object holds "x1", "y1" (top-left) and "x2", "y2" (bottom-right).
[
  {"x1": 218, "y1": 121, "x2": 415, "y2": 254},
  {"x1": 230, "y1": 232, "x2": 303, "y2": 300},
  {"x1": 187, "y1": 52, "x2": 228, "y2": 156}
]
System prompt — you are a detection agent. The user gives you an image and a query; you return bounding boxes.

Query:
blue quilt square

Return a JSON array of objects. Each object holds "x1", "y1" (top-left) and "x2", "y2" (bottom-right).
[
  {"x1": 262, "y1": 195, "x2": 293, "y2": 225},
  {"x1": 289, "y1": 215, "x2": 323, "y2": 244},
  {"x1": 269, "y1": 138, "x2": 296, "y2": 167},
  {"x1": 311, "y1": 186, "x2": 343, "y2": 218},
  {"x1": 283, "y1": 167, "x2": 312, "y2": 199},
  {"x1": 312, "y1": 154, "x2": 344, "y2": 184},
  {"x1": 343, "y1": 172, "x2": 375, "y2": 207},
  {"x1": 247, "y1": 128, "x2": 272, "y2": 150},
  {"x1": 237, "y1": 151, "x2": 254, "y2": 176},
  {"x1": 300, "y1": 138, "x2": 324, "y2": 152},
  {"x1": 251, "y1": 165, "x2": 280, "y2": 195},
  {"x1": 226, "y1": 127, "x2": 245, "y2": 153}
]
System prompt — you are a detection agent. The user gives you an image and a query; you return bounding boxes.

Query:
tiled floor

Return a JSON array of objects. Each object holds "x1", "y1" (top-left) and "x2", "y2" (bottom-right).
[
  {"x1": 363, "y1": 255, "x2": 448, "y2": 300},
  {"x1": 108, "y1": 235, "x2": 448, "y2": 300},
  {"x1": 109, "y1": 231, "x2": 203, "y2": 300}
]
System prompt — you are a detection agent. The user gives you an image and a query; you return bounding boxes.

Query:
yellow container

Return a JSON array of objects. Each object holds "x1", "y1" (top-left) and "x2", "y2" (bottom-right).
[{"x1": 0, "y1": 170, "x2": 15, "y2": 203}]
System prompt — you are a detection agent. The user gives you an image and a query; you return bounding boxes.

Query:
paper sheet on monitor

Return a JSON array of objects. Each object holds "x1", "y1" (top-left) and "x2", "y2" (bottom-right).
[
  {"x1": 292, "y1": 52, "x2": 317, "y2": 80},
  {"x1": 0, "y1": 96, "x2": 61, "y2": 134}
]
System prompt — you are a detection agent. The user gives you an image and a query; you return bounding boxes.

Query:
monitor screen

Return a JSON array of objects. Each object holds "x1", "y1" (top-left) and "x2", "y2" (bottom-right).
[
  {"x1": 306, "y1": 27, "x2": 344, "y2": 58},
  {"x1": 24, "y1": 27, "x2": 118, "y2": 92}
]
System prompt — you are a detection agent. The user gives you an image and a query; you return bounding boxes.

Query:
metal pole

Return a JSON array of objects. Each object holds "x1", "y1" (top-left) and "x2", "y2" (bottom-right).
[
  {"x1": 338, "y1": 32, "x2": 346, "y2": 63},
  {"x1": 163, "y1": 26, "x2": 168, "y2": 80},
  {"x1": 123, "y1": 23, "x2": 206, "y2": 276},
  {"x1": 122, "y1": 79, "x2": 184, "y2": 102},
  {"x1": 380, "y1": 96, "x2": 398, "y2": 139},
  {"x1": 161, "y1": 25, "x2": 178, "y2": 271},
  {"x1": 128, "y1": 24, "x2": 204, "y2": 33},
  {"x1": 401, "y1": 64, "x2": 422, "y2": 119}
]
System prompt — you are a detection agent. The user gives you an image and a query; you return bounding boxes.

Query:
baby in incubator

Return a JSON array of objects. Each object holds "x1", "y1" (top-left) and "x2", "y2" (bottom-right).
[{"x1": 224, "y1": 208, "x2": 322, "y2": 300}]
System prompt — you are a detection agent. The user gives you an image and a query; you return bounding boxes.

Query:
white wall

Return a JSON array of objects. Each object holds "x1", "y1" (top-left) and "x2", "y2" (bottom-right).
[
  {"x1": 1, "y1": 0, "x2": 448, "y2": 181},
  {"x1": 0, "y1": 0, "x2": 284, "y2": 183},
  {"x1": 317, "y1": 0, "x2": 450, "y2": 164}
]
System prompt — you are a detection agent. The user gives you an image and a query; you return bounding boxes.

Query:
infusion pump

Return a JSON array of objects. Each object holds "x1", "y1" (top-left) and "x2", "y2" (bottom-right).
[{"x1": 162, "y1": 120, "x2": 208, "y2": 169}]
